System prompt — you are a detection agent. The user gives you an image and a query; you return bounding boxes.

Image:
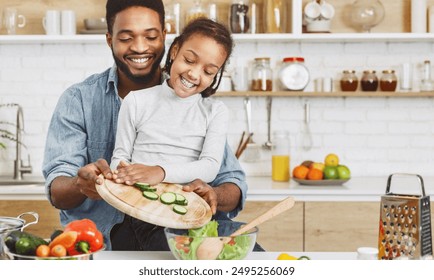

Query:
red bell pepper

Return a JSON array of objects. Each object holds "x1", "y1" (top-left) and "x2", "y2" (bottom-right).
[{"x1": 64, "y1": 219, "x2": 104, "y2": 255}]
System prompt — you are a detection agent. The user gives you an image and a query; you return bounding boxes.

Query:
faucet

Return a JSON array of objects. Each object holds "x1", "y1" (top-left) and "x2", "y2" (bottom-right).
[{"x1": 13, "y1": 105, "x2": 32, "y2": 180}]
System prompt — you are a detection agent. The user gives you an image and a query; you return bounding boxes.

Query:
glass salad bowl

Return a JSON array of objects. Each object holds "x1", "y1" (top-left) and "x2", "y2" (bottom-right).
[{"x1": 164, "y1": 220, "x2": 257, "y2": 260}]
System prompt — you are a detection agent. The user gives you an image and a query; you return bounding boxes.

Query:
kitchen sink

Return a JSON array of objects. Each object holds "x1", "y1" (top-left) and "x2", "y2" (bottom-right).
[{"x1": 0, "y1": 176, "x2": 45, "y2": 186}]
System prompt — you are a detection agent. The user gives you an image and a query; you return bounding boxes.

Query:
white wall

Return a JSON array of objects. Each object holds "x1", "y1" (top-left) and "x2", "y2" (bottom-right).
[{"x1": 1, "y1": 40, "x2": 434, "y2": 179}]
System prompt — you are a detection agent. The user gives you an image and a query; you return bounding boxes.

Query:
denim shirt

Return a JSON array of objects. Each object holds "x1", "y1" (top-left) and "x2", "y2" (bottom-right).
[{"x1": 42, "y1": 65, "x2": 247, "y2": 250}]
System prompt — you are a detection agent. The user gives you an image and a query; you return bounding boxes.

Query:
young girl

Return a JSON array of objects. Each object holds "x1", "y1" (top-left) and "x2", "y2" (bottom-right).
[{"x1": 111, "y1": 18, "x2": 234, "y2": 185}]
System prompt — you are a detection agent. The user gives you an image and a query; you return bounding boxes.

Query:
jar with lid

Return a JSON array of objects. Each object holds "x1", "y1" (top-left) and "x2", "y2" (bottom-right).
[
  {"x1": 264, "y1": 0, "x2": 286, "y2": 33},
  {"x1": 272, "y1": 130, "x2": 290, "y2": 182},
  {"x1": 340, "y1": 70, "x2": 358, "y2": 91},
  {"x1": 186, "y1": 0, "x2": 207, "y2": 26},
  {"x1": 278, "y1": 57, "x2": 310, "y2": 91},
  {"x1": 229, "y1": 0, "x2": 250, "y2": 33},
  {"x1": 251, "y1": 57, "x2": 273, "y2": 91},
  {"x1": 361, "y1": 70, "x2": 378, "y2": 91},
  {"x1": 379, "y1": 70, "x2": 397, "y2": 91}
]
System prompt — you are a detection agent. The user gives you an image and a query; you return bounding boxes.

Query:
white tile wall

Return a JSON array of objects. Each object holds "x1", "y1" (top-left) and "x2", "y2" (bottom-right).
[{"x1": 1, "y1": 40, "x2": 434, "y2": 179}]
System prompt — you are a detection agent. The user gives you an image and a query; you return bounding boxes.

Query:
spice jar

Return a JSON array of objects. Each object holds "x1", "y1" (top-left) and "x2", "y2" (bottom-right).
[
  {"x1": 361, "y1": 70, "x2": 378, "y2": 91},
  {"x1": 272, "y1": 130, "x2": 290, "y2": 182},
  {"x1": 380, "y1": 70, "x2": 397, "y2": 91},
  {"x1": 230, "y1": 0, "x2": 250, "y2": 33},
  {"x1": 340, "y1": 70, "x2": 358, "y2": 91},
  {"x1": 278, "y1": 57, "x2": 310, "y2": 91},
  {"x1": 251, "y1": 57, "x2": 273, "y2": 91}
]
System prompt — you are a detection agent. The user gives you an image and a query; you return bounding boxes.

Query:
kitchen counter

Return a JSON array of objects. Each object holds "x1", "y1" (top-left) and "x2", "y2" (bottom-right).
[
  {"x1": 93, "y1": 251, "x2": 357, "y2": 260},
  {"x1": 1, "y1": 175, "x2": 433, "y2": 202}
]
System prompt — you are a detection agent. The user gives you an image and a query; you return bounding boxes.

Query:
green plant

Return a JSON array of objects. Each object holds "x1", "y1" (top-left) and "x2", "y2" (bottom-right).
[{"x1": 0, "y1": 103, "x2": 19, "y2": 149}]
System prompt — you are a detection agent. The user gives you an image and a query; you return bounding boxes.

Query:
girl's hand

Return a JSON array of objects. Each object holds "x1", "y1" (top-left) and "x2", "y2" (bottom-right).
[{"x1": 112, "y1": 161, "x2": 165, "y2": 186}]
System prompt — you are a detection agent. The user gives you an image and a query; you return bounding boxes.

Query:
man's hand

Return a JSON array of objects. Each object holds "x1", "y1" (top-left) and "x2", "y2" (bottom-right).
[
  {"x1": 76, "y1": 158, "x2": 112, "y2": 200},
  {"x1": 182, "y1": 179, "x2": 218, "y2": 215},
  {"x1": 112, "y1": 160, "x2": 165, "y2": 185}
]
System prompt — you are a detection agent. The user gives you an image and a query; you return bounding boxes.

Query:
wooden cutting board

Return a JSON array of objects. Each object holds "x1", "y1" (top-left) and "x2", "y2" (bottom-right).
[{"x1": 96, "y1": 175, "x2": 212, "y2": 229}]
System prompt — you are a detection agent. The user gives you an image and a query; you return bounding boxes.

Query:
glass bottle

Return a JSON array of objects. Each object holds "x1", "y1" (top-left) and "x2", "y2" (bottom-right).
[
  {"x1": 340, "y1": 70, "x2": 358, "y2": 91},
  {"x1": 361, "y1": 70, "x2": 378, "y2": 91},
  {"x1": 229, "y1": 0, "x2": 250, "y2": 33},
  {"x1": 186, "y1": 0, "x2": 207, "y2": 26},
  {"x1": 420, "y1": 60, "x2": 434, "y2": 91},
  {"x1": 272, "y1": 130, "x2": 290, "y2": 182},
  {"x1": 251, "y1": 57, "x2": 273, "y2": 91},
  {"x1": 379, "y1": 70, "x2": 397, "y2": 91},
  {"x1": 264, "y1": 0, "x2": 286, "y2": 33}
]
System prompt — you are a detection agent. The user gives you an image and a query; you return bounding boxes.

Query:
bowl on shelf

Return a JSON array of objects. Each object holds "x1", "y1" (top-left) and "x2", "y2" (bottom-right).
[
  {"x1": 84, "y1": 18, "x2": 107, "y2": 30},
  {"x1": 164, "y1": 220, "x2": 257, "y2": 260}
]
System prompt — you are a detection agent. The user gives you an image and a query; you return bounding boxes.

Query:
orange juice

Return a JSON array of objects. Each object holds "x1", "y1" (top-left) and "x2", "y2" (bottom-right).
[{"x1": 272, "y1": 155, "x2": 290, "y2": 182}]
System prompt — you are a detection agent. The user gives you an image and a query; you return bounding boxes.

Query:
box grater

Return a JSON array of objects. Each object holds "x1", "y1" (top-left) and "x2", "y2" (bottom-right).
[{"x1": 378, "y1": 174, "x2": 433, "y2": 260}]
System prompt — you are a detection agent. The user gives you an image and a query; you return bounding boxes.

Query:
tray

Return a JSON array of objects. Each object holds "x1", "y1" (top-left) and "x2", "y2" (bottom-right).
[{"x1": 293, "y1": 178, "x2": 350, "y2": 186}]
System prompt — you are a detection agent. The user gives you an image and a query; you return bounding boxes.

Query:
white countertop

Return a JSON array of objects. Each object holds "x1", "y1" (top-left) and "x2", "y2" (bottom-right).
[
  {"x1": 93, "y1": 251, "x2": 357, "y2": 260},
  {"x1": 1, "y1": 175, "x2": 433, "y2": 202}
]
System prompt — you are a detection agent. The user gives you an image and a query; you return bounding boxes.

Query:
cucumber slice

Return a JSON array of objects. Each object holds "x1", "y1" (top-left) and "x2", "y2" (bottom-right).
[
  {"x1": 173, "y1": 205, "x2": 188, "y2": 215},
  {"x1": 135, "y1": 182, "x2": 151, "y2": 188},
  {"x1": 160, "y1": 192, "x2": 176, "y2": 205},
  {"x1": 175, "y1": 193, "x2": 188, "y2": 205},
  {"x1": 143, "y1": 191, "x2": 159, "y2": 200}
]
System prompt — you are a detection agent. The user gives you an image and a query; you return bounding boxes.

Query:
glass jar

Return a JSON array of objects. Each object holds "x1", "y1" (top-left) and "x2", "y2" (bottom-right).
[
  {"x1": 272, "y1": 130, "x2": 290, "y2": 182},
  {"x1": 264, "y1": 0, "x2": 286, "y2": 33},
  {"x1": 229, "y1": 0, "x2": 250, "y2": 33},
  {"x1": 379, "y1": 70, "x2": 397, "y2": 91},
  {"x1": 186, "y1": 0, "x2": 207, "y2": 26},
  {"x1": 361, "y1": 70, "x2": 378, "y2": 91},
  {"x1": 278, "y1": 57, "x2": 310, "y2": 91},
  {"x1": 340, "y1": 70, "x2": 358, "y2": 91},
  {"x1": 165, "y1": 1, "x2": 181, "y2": 34},
  {"x1": 251, "y1": 57, "x2": 273, "y2": 91}
]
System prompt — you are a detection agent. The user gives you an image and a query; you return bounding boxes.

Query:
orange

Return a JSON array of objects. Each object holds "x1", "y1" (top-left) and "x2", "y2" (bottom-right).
[
  {"x1": 292, "y1": 165, "x2": 309, "y2": 179},
  {"x1": 307, "y1": 168, "x2": 323, "y2": 180}
]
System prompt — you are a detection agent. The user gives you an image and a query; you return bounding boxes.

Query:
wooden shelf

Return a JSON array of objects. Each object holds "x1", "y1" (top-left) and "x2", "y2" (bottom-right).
[{"x1": 215, "y1": 91, "x2": 434, "y2": 97}]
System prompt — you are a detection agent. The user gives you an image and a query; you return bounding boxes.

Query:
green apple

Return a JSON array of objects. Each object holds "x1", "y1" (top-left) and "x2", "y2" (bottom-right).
[
  {"x1": 323, "y1": 166, "x2": 338, "y2": 179},
  {"x1": 337, "y1": 165, "x2": 351, "y2": 179}
]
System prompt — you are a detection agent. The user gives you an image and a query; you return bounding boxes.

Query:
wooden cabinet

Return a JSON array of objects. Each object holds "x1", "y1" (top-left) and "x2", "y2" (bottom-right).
[
  {"x1": 0, "y1": 200, "x2": 61, "y2": 237},
  {"x1": 233, "y1": 201, "x2": 304, "y2": 252}
]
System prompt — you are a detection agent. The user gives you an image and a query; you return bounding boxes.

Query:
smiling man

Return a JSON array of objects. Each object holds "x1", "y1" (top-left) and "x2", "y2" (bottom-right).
[{"x1": 42, "y1": 0, "x2": 250, "y2": 251}]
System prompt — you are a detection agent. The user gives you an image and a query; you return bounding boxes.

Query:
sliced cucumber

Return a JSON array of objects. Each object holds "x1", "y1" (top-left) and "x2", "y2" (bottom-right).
[
  {"x1": 135, "y1": 182, "x2": 151, "y2": 188},
  {"x1": 175, "y1": 193, "x2": 188, "y2": 205},
  {"x1": 160, "y1": 192, "x2": 176, "y2": 205},
  {"x1": 173, "y1": 205, "x2": 188, "y2": 215},
  {"x1": 143, "y1": 191, "x2": 159, "y2": 200}
]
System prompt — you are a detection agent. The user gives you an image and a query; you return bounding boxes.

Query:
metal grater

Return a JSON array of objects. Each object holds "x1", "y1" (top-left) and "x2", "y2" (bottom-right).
[{"x1": 378, "y1": 174, "x2": 433, "y2": 260}]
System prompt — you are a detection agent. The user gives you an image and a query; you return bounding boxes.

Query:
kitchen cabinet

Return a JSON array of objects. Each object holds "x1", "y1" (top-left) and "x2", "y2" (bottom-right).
[
  {"x1": 233, "y1": 201, "x2": 304, "y2": 252},
  {"x1": 0, "y1": 200, "x2": 61, "y2": 238}
]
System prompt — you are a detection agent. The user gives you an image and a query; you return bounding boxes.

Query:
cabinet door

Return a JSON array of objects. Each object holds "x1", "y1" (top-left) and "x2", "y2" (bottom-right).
[
  {"x1": 305, "y1": 202, "x2": 380, "y2": 252},
  {"x1": 0, "y1": 200, "x2": 61, "y2": 238},
  {"x1": 233, "y1": 201, "x2": 304, "y2": 252}
]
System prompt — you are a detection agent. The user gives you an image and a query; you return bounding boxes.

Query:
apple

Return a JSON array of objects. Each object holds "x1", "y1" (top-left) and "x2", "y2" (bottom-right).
[
  {"x1": 310, "y1": 162, "x2": 325, "y2": 172},
  {"x1": 337, "y1": 165, "x2": 351, "y2": 179},
  {"x1": 323, "y1": 166, "x2": 338, "y2": 179}
]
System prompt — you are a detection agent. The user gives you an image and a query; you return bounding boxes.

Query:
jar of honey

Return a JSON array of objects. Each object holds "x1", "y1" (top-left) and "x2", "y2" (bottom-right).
[
  {"x1": 361, "y1": 70, "x2": 379, "y2": 91},
  {"x1": 379, "y1": 70, "x2": 397, "y2": 91},
  {"x1": 340, "y1": 70, "x2": 358, "y2": 91}
]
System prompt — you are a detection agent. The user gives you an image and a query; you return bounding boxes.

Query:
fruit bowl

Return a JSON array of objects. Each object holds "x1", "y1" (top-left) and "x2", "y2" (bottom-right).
[
  {"x1": 4, "y1": 244, "x2": 106, "y2": 260},
  {"x1": 293, "y1": 178, "x2": 350, "y2": 186},
  {"x1": 164, "y1": 220, "x2": 257, "y2": 260}
]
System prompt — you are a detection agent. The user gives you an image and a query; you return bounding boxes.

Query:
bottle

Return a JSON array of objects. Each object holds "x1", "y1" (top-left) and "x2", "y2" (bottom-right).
[
  {"x1": 272, "y1": 131, "x2": 290, "y2": 182},
  {"x1": 420, "y1": 60, "x2": 434, "y2": 91},
  {"x1": 251, "y1": 57, "x2": 273, "y2": 91},
  {"x1": 379, "y1": 70, "x2": 397, "y2": 91},
  {"x1": 361, "y1": 70, "x2": 378, "y2": 91},
  {"x1": 230, "y1": 0, "x2": 250, "y2": 33},
  {"x1": 340, "y1": 70, "x2": 358, "y2": 91},
  {"x1": 278, "y1": 57, "x2": 310, "y2": 91},
  {"x1": 264, "y1": 0, "x2": 286, "y2": 33}
]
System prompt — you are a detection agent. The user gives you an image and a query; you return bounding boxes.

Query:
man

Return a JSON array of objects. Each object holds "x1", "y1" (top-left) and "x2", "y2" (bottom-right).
[{"x1": 42, "y1": 0, "x2": 249, "y2": 251}]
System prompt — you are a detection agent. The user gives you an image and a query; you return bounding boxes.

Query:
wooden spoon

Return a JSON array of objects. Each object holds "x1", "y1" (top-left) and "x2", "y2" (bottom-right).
[{"x1": 196, "y1": 196, "x2": 296, "y2": 260}]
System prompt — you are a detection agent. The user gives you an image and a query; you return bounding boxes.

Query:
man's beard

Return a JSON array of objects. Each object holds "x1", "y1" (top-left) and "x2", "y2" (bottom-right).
[{"x1": 112, "y1": 48, "x2": 165, "y2": 85}]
